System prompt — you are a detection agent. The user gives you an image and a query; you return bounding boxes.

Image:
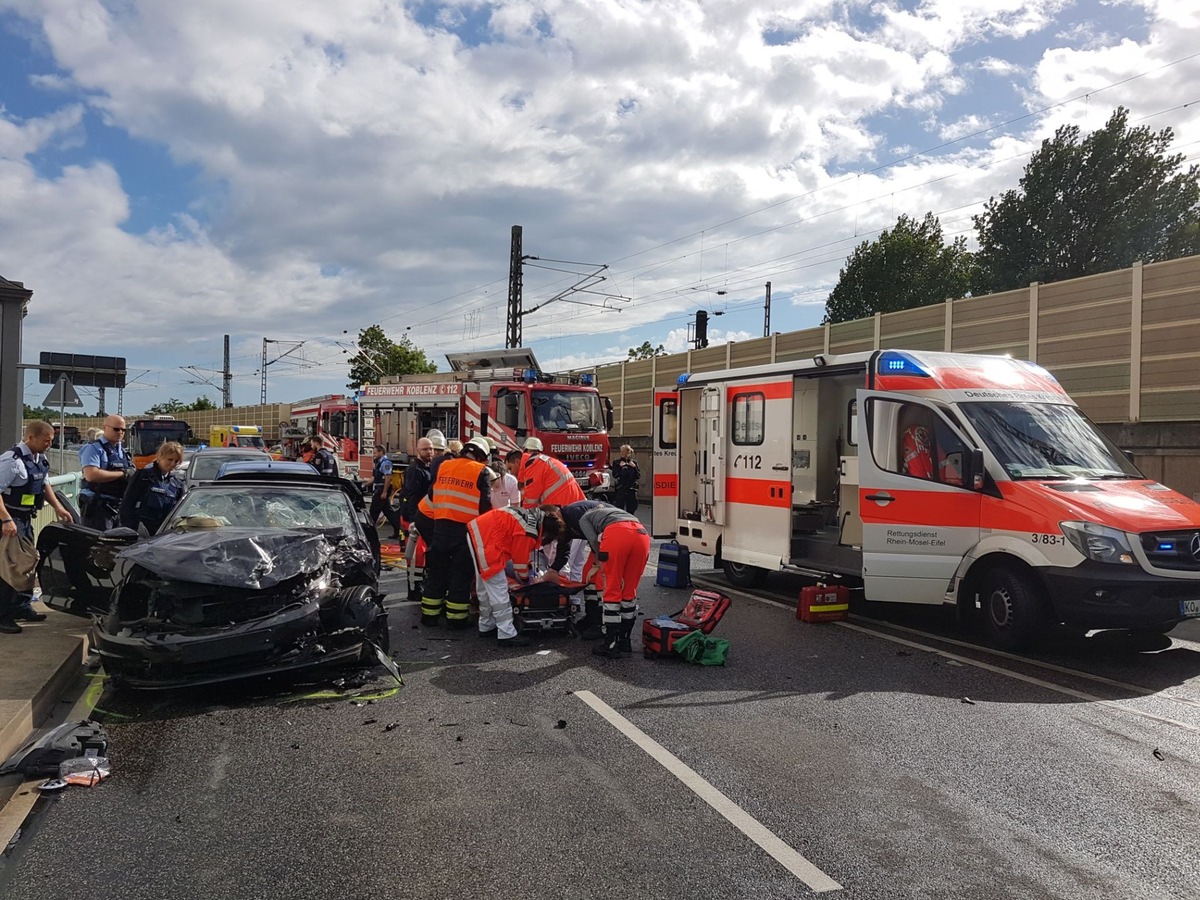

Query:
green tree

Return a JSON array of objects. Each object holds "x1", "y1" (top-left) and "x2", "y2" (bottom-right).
[
  {"x1": 188, "y1": 396, "x2": 218, "y2": 411},
  {"x1": 146, "y1": 398, "x2": 187, "y2": 416},
  {"x1": 346, "y1": 325, "x2": 437, "y2": 389},
  {"x1": 627, "y1": 340, "x2": 667, "y2": 360},
  {"x1": 973, "y1": 107, "x2": 1200, "y2": 293},
  {"x1": 824, "y1": 213, "x2": 973, "y2": 324}
]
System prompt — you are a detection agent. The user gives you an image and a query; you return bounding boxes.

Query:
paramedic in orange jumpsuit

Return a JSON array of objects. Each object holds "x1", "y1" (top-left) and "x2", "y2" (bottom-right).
[
  {"x1": 575, "y1": 506, "x2": 650, "y2": 658},
  {"x1": 468, "y1": 505, "x2": 564, "y2": 648},
  {"x1": 421, "y1": 437, "x2": 492, "y2": 628},
  {"x1": 518, "y1": 437, "x2": 585, "y2": 509}
]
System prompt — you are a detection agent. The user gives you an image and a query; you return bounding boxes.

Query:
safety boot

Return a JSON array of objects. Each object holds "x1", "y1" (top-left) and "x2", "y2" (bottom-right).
[
  {"x1": 615, "y1": 619, "x2": 634, "y2": 655},
  {"x1": 592, "y1": 625, "x2": 623, "y2": 659},
  {"x1": 576, "y1": 598, "x2": 603, "y2": 640}
]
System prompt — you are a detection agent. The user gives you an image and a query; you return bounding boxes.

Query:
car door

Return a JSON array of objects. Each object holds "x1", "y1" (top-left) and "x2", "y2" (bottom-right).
[
  {"x1": 35, "y1": 523, "x2": 131, "y2": 617},
  {"x1": 857, "y1": 390, "x2": 981, "y2": 604}
]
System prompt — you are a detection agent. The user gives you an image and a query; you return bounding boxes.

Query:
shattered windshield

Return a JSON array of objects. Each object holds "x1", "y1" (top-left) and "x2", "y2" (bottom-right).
[
  {"x1": 959, "y1": 402, "x2": 1142, "y2": 481},
  {"x1": 165, "y1": 485, "x2": 357, "y2": 531},
  {"x1": 531, "y1": 389, "x2": 604, "y2": 432}
]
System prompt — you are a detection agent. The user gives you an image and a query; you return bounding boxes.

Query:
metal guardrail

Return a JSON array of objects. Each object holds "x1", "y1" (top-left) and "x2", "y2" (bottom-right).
[{"x1": 34, "y1": 471, "x2": 82, "y2": 529}]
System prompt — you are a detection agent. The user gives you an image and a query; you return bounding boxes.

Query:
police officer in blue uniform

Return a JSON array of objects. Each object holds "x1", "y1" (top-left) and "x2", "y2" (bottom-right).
[
  {"x1": 369, "y1": 444, "x2": 401, "y2": 537},
  {"x1": 0, "y1": 421, "x2": 72, "y2": 634},
  {"x1": 304, "y1": 437, "x2": 339, "y2": 477},
  {"x1": 119, "y1": 441, "x2": 184, "y2": 536},
  {"x1": 78, "y1": 415, "x2": 134, "y2": 531}
]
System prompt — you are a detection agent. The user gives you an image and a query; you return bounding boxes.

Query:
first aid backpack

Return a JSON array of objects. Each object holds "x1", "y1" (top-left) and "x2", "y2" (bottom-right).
[
  {"x1": 655, "y1": 540, "x2": 691, "y2": 588},
  {"x1": 642, "y1": 589, "x2": 731, "y2": 659}
]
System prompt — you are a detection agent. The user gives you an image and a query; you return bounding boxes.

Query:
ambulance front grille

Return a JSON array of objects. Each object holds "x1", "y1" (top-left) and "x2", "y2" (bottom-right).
[{"x1": 1139, "y1": 530, "x2": 1200, "y2": 572}]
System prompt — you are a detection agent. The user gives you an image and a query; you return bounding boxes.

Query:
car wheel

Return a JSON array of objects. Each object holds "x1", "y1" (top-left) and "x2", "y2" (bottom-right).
[
  {"x1": 981, "y1": 566, "x2": 1045, "y2": 651},
  {"x1": 722, "y1": 560, "x2": 768, "y2": 588}
]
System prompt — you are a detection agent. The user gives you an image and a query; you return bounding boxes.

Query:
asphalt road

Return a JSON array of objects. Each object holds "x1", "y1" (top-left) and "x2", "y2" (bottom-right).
[{"x1": 3, "y1": 556, "x2": 1200, "y2": 900}]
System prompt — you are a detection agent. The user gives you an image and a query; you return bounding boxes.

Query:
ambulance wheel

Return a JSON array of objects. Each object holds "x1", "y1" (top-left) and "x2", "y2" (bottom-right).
[
  {"x1": 723, "y1": 560, "x2": 768, "y2": 588},
  {"x1": 981, "y1": 567, "x2": 1044, "y2": 651}
]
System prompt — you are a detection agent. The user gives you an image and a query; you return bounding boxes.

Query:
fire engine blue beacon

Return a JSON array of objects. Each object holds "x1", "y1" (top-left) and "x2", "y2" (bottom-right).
[
  {"x1": 677, "y1": 373, "x2": 690, "y2": 385},
  {"x1": 877, "y1": 351, "x2": 931, "y2": 378},
  {"x1": 579, "y1": 373, "x2": 594, "y2": 386}
]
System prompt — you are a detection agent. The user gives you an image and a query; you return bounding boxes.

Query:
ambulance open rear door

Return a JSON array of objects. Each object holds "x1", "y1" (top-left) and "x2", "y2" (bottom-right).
[
  {"x1": 651, "y1": 390, "x2": 679, "y2": 538},
  {"x1": 718, "y1": 375, "x2": 793, "y2": 575}
]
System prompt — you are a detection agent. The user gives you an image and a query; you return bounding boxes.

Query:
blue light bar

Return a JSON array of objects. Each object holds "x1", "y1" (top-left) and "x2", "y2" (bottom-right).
[
  {"x1": 523, "y1": 368, "x2": 537, "y2": 383},
  {"x1": 877, "y1": 351, "x2": 930, "y2": 378},
  {"x1": 677, "y1": 373, "x2": 690, "y2": 385},
  {"x1": 580, "y1": 373, "x2": 594, "y2": 386},
  {"x1": 1158, "y1": 542, "x2": 1175, "y2": 552}
]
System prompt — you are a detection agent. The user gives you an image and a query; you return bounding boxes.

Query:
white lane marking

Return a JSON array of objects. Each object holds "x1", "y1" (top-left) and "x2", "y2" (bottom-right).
[
  {"x1": 575, "y1": 690, "x2": 842, "y2": 893},
  {"x1": 693, "y1": 577, "x2": 1200, "y2": 736}
]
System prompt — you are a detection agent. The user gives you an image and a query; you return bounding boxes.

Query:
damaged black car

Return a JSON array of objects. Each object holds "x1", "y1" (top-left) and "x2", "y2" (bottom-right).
[{"x1": 37, "y1": 468, "x2": 392, "y2": 690}]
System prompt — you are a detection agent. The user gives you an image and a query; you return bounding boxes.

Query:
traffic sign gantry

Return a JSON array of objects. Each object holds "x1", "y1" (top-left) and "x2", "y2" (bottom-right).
[{"x1": 38, "y1": 352, "x2": 126, "y2": 388}]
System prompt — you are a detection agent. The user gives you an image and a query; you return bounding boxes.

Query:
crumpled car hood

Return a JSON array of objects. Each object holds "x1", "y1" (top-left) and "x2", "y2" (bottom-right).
[{"x1": 116, "y1": 528, "x2": 335, "y2": 589}]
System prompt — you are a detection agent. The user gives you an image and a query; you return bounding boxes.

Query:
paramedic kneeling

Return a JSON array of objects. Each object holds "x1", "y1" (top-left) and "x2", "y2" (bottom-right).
[
  {"x1": 577, "y1": 506, "x2": 650, "y2": 658},
  {"x1": 467, "y1": 505, "x2": 563, "y2": 648}
]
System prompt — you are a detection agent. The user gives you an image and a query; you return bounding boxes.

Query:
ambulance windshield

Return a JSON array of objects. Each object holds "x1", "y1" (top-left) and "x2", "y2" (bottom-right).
[
  {"x1": 531, "y1": 390, "x2": 604, "y2": 432},
  {"x1": 960, "y1": 402, "x2": 1142, "y2": 481}
]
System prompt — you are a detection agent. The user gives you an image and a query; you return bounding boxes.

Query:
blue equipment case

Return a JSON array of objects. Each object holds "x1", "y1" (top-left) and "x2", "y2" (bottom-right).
[{"x1": 655, "y1": 540, "x2": 691, "y2": 588}]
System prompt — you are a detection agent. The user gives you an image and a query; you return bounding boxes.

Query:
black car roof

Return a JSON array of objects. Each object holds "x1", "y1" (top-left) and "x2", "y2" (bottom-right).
[{"x1": 194, "y1": 472, "x2": 366, "y2": 511}]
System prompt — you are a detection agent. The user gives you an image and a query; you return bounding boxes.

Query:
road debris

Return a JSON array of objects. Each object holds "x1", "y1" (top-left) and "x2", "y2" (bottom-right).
[{"x1": 961, "y1": 697, "x2": 976, "y2": 705}]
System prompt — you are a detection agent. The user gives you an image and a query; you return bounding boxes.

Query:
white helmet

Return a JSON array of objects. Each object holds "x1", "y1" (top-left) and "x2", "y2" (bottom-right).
[
  {"x1": 523, "y1": 436, "x2": 543, "y2": 452},
  {"x1": 426, "y1": 429, "x2": 447, "y2": 451},
  {"x1": 464, "y1": 436, "x2": 492, "y2": 460}
]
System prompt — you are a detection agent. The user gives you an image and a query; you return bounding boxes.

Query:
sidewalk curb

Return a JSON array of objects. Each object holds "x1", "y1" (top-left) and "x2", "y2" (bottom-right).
[{"x1": 0, "y1": 634, "x2": 88, "y2": 791}]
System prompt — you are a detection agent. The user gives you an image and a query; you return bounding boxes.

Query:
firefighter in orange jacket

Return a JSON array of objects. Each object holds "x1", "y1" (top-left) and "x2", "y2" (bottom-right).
[
  {"x1": 468, "y1": 504, "x2": 564, "y2": 647},
  {"x1": 518, "y1": 437, "x2": 585, "y2": 508},
  {"x1": 421, "y1": 437, "x2": 492, "y2": 628}
]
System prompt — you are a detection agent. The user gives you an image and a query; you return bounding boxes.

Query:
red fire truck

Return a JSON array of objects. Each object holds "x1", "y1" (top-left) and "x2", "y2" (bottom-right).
[
  {"x1": 355, "y1": 349, "x2": 614, "y2": 498},
  {"x1": 289, "y1": 394, "x2": 360, "y2": 469}
]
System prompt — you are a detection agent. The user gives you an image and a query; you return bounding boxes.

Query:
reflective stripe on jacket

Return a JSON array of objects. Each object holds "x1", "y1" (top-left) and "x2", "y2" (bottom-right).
[
  {"x1": 430, "y1": 457, "x2": 488, "y2": 523},
  {"x1": 519, "y1": 454, "x2": 585, "y2": 508},
  {"x1": 468, "y1": 506, "x2": 544, "y2": 580}
]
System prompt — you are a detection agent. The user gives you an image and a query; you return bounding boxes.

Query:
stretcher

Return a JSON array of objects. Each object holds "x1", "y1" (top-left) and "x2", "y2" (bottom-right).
[{"x1": 506, "y1": 578, "x2": 588, "y2": 634}]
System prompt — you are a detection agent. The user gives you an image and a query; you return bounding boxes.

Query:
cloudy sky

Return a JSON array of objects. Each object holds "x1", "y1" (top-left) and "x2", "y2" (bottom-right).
[{"x1": 3, "y1": 0, "x2": 1197, "y2": 414}]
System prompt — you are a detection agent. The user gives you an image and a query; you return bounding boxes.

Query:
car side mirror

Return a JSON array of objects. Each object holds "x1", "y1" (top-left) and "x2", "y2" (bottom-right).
[{"x1": 969, "y1": 448, "x2": 986, "y2": 491}]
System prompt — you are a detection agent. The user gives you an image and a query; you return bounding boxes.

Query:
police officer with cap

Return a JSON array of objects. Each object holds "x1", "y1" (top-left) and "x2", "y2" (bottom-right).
[
  {"x1": 79, "y1": 415, "x2": 134, "y2": 531},
  {"x1": 0, "y1": 421, "x2": 72, "y2": 633}
]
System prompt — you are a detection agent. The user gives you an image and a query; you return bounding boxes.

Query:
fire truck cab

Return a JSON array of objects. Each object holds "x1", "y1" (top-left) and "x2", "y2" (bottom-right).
[
  {"x1": 655, "y1": 349, "x2": 1200, "y2": 648},
  {"x1": 356, "y1": 349, "x2": 614, "y2": 498}
]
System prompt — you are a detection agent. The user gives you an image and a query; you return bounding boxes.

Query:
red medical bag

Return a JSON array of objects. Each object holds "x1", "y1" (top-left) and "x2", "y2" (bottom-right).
[
  {"x1": 642, "y1": 589, "x2": 732, "y2": 658},
  {"x1": 796, "y1": 584, "x2": 849, "y2": 623}
]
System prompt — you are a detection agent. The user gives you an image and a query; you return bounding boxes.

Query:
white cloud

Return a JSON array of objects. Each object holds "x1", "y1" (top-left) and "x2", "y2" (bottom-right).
[{"x1": 0, "y1": 0, "x2": 1196, "y2": 410}]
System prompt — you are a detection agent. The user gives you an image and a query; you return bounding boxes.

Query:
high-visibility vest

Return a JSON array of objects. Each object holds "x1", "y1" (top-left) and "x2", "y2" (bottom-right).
[
  {"x1": 429, "y1": 457, "x2": 487, "y2": 523},
  {"x1": 468, "y1": 507, "x2": 541, "y2": 580},
  {"x1": 520, "y1": 454, "x2": 584, "y2": 508}
]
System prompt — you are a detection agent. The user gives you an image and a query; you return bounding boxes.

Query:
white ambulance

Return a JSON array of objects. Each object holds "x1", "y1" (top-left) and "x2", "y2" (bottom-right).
[{"x1": 653, "y1": 349, "x2": 1200, "y2": 648}]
